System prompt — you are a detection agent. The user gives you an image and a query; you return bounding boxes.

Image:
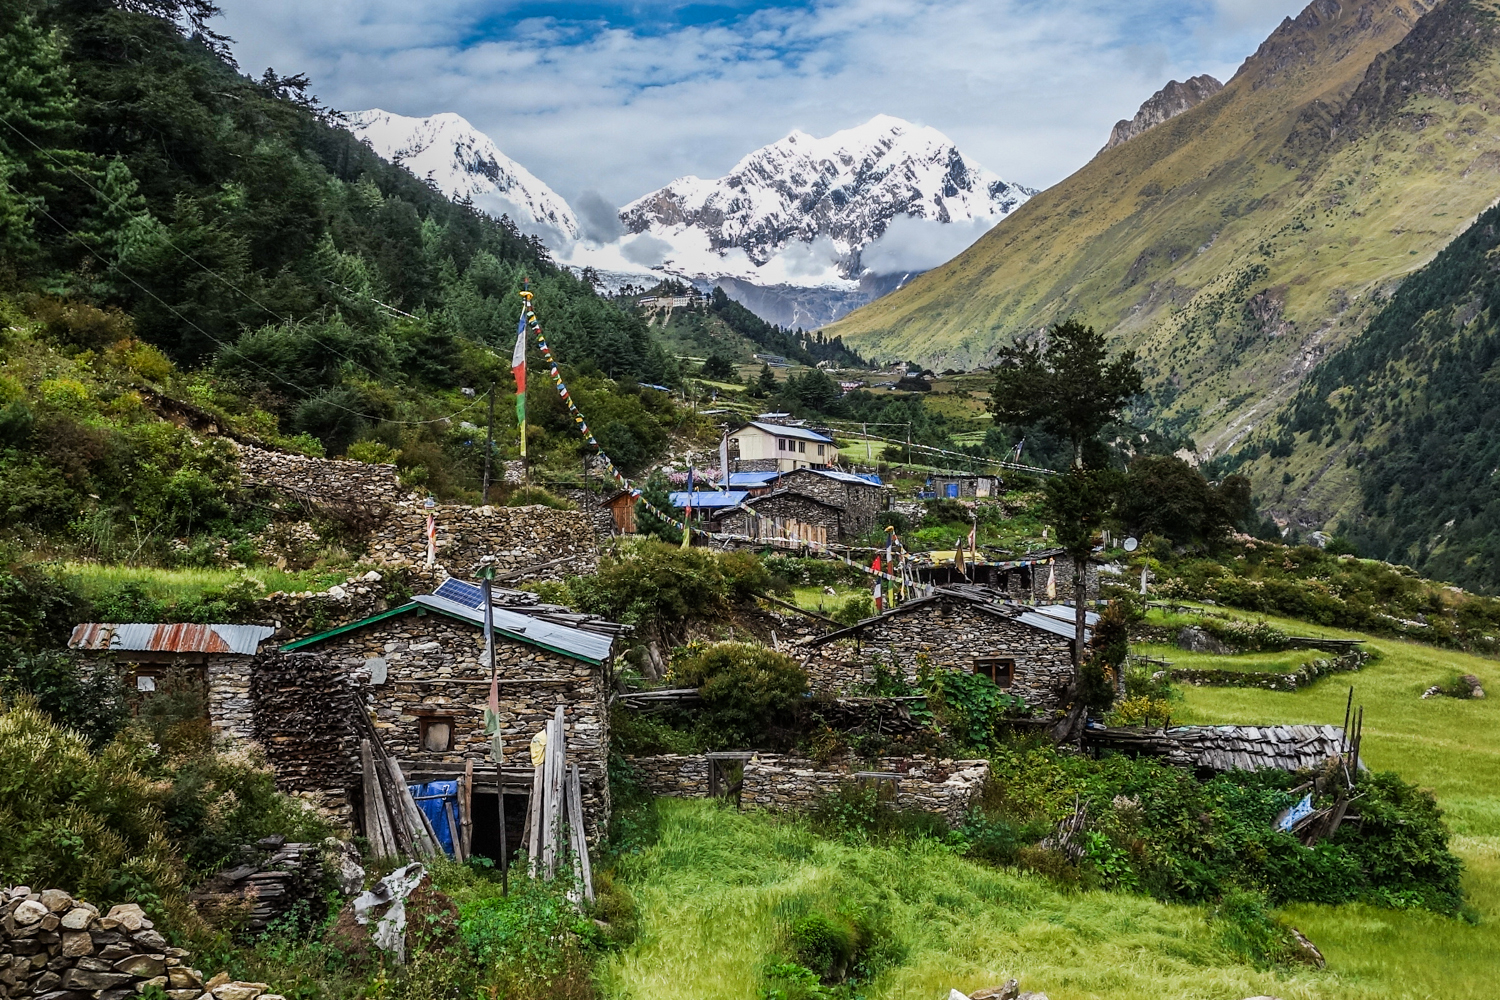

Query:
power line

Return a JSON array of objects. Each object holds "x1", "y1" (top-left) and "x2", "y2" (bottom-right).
[
  {"x1": 6, "y1": 178, "x2": 485, "y2": 428},
  {"x1": 0, "y1": 113, "x2": 422, "y2": 388}
]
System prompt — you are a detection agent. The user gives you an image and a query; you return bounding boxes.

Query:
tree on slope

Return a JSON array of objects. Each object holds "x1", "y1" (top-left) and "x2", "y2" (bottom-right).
[{"x1": 990, "y1": 320, "x2": 1142, "y2": 738}]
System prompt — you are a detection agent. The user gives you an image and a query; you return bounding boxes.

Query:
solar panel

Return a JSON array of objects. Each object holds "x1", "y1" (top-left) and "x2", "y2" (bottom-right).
[{"x1": 433, "y1": 577, "x2": 485, "y2": 609}]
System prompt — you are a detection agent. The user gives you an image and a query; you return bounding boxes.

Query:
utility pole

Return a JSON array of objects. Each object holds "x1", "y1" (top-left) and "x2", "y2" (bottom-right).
[{"x1": 482, "y1": 382, "x2": 496, "y2": 503}]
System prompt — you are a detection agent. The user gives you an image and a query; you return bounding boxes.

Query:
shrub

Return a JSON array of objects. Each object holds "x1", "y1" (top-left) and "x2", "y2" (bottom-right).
[
  {"x1": 670, "y1": 642, "x2": 808, "y2": 748},
  {"x1": 343, "y1": 439, "x2": 400, "y2": 464},
  {"x1": 926, "y1": 668, "x2": 1026, "y2": 752},
  {"x1": 1211, "y1": 890, "x2": 1296, "y2": 968},
  {"x1": 0, "y1": 651, "x2": 128, "y2": 748},
  {"x1": 505, "y1": 486, "x2": 575, "y2": 510},
  {"x1": 830, "y1": 592, "x2": 873, "y2": 625},
  {"x1": 1108, "y1": 695, "x2": 1173, "y2": 728}
]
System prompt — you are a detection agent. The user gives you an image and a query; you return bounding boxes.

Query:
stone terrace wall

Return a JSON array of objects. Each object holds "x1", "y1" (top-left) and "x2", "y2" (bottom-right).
[
  {"x1": 626, "y1": 754, "x2": 711, "y2": 798},
  {"x1": 627, "y1": 754, "x2": 989, "y2": 826},
  {"x1": 368, "y1": 505, "x2": 597, "y2": 577},
  {"x1": 236, "y1": 443, "x2": 411, "y2": 506},
  {"x1": 1168, "y1": 650, "x2": 1374, "y2": 693}
]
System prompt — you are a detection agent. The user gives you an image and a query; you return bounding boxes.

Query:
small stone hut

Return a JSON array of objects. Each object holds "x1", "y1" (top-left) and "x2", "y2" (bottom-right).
[
  {"x1": 261, "y1": 590, "x2": 618, "y2": 850},
  {"x1": 772, "y1": 468, "x2": 890, "y2": 537},
  {"x1": 803, "y1": 589, "x2": 1081, "y2": 708},
  {"x1": 68, "y1": 623, "x2": 277, "y2": 721},
  {"x1": 712, "y1": 489, "x2": 848, "y2": 542}
]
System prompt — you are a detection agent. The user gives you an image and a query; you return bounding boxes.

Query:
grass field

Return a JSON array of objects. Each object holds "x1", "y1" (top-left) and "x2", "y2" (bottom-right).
[
  {"x1": 605, "y1": 603, "x2": 1500, "y2": 999},
  {"x1": 59, "y1": 563, "x2": 357, "y2": 602},
  {"x1": 1133, "y1": 641, "x2": 1328, "y2": 674}
]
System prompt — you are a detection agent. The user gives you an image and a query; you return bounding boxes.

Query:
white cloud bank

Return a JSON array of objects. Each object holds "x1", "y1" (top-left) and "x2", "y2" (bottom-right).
[{"x1": 217, "y1": 0, "x2": 1310, "y2": 207}]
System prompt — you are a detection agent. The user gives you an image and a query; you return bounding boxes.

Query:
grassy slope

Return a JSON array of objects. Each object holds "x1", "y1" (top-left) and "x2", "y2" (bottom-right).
[
  {"x1": 609, "y1": 605, "x2": 1500, "y2": 999},
  {"x1": 825, "y1": 0, "x2": 1500, "y2": 517},
  {"x1": 1170, "y1": 606, "x2": 1500, "y2": 998}
]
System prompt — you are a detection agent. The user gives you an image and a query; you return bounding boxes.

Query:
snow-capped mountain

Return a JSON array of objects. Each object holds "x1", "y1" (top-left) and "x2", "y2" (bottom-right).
[
  {"x1": 613, "y1": 114, "x2": 1031, "y2": 282},
  {"x1": 348, "y1": 109, "x2": 580, "y2": 241}
]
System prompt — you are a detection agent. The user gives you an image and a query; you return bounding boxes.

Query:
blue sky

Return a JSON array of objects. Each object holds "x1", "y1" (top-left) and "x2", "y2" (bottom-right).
[{"x1": 221, "y1": 0, "x2": 1310, "y2": 208}]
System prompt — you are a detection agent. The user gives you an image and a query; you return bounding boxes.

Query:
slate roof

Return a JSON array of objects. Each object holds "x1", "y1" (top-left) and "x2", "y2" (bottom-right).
[
  {"x1": 70, "y1": 623, "x2": 275, "y2": 656},
  {"x1": 807, "y1": 588, "x2": 1083, "y2": 646},
  {"x1": 1088, "y1": 724, "x2": 1357, "y2": 774},
  {"x1": 781, "y1": 468, "x2": 888, "y2": 488}
]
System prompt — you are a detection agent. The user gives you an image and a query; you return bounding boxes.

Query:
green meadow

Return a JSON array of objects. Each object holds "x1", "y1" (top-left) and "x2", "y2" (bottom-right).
[{"x1": 604, "y1": 606, "x2": 1500, "y2": 1000}]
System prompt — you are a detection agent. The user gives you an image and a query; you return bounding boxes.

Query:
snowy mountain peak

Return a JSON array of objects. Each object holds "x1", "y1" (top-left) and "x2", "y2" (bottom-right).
[
  {"x1": 618, "y1": 114, "x2": 1032, "y2": 276},
  {"x1": 348, "y1": 109, "x2": 580, "y2": 240}
]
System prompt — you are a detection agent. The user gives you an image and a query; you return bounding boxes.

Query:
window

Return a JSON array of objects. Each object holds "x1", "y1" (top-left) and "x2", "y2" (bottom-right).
[
  {"x1": 817, "y1": 444, "x2": 825, "y2": 456},
  {"x1": 974, "y1": 657, "x2": 1015, "y2": 687},
  {"x1": 798, "y1": 441, "x2": 806, "y2": 453},
  {"x1": 778, "y1": 438, "x2": 787, "y2": 451},
  {"x1": 419, "y1": 716, "x2": 455, "y2": 752}
]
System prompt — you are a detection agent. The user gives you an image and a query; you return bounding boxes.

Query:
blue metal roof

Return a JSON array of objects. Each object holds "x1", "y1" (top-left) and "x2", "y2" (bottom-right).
[
  {"x1": 669, "y1": 491, "x2": 750, "y2": 509},
  {"x1": 728, "y1": 471, "x2": 781, "y2": 486}
]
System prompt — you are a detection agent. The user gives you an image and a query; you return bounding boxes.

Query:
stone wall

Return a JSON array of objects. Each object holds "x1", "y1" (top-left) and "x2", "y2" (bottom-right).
[
  {"x1": 806, "y1": 600, "x2": 1075, "y2": 710},
  {"x1": 624, "y1": 754, "x2": 989, "y2": 826},
  {"x1": 301, "y1": 614, "x2": 611, "y2": 842},
  {"x1": 1167, "y1": 650, "x2": 1374, "y2": 693},
  {"x1": 367, "y1": 505, "x2": 597, "y2": 578},
  {"x1": 1, "y1": 887, "x2": 290, "y2": 1000},
  {"x1": 624, "y1": 754, "x2": 711, "y2": 798},
  {"x1": 775, "y1": 470, "x2": 889, "y2": 536},
  {"x1": 236, "y1": 443, "x2": 411, "y2": 507},
  {"x1": 250, "y1": 653, "x2": 363, "y2": 823}
]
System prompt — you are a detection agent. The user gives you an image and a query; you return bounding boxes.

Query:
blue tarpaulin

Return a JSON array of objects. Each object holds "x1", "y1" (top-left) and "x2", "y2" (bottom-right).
[{"x1": 410, "y1": 781, "x2": 459, "y2": 856}]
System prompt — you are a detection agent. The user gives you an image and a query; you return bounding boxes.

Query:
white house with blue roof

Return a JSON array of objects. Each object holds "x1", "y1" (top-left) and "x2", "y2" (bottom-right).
[{"x1": 728, "y1": 420, "x2": 836, "y2": 472}]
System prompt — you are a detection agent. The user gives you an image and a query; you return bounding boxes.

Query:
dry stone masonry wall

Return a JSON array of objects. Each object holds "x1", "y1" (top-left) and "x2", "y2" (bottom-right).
[
  {"x1": 0, "y1": 887, "x2": 281, "y2": 1000},
  {"x1": 366, "y1": 505, "x2": 597, "y2": 577},
  {"x1": 626, "y1": 754, "x2": 989, "y2": 826},
  {"x1": 1167, "y1": 650, "x2": 1375, "y2": 692},
  {"x1": 235, "y1": 444, "x2": 411, "y2": 507}
]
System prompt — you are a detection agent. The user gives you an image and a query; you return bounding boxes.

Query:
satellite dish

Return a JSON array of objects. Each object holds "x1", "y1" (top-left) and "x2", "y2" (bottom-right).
[{"x1": 1123, "y1": 537, "x2": 1139, "y2": 552}]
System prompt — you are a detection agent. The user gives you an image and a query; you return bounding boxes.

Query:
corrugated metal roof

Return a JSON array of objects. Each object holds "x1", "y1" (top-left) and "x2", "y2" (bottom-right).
[
  {"x1": 1014, "y1": 611, "x2": 1092, "y2": 642},
  {"x1": 744, "y1": 421, "x2": 834, "y2": 443},
  {"x1": 785, "y1": 468, "x2": 887, "y2": 487},
  {"x1": 1035, "y1": 604, "x2": 1100, "y2": 627},
  {"x1": 69, "y1": 622, "x2": 275, "y2": 655},
  {"x1": 669, "y1": 491, "x2": 750, "y2": 509},
  {"x1": 728, "y1": 471, "x2": 781, "y2": 486},
  {"x1": 411, "y1": 594, "x2": 615, "y2": 664}
]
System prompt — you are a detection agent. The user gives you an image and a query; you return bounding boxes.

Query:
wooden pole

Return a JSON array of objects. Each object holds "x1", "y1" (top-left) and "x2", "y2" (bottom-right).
[
  {"x1": 444, "y1": 799, "x2": 465, "y2": 862},
  {"x1": 499, "y1": 771, "x2": 509, "y2": 896},
  {"x1": 527, "y1": 763, "x2": 544, "y2": 875},
  {"x1": 361, "y1": 739, "x2": 396, "y2": 859},
  {"x1": 462, "y1": 759, "x2": 474, "y2": 859}
]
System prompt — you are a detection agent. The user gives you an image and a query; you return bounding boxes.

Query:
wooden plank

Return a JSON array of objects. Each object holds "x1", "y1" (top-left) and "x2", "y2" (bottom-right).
[
  {"x1": 543, "y1": 707, "x2": 567, "y2": 879},
  {"x1": 444, "y1": 799, "x2": 465, "y2": 862},
  {"x1": 526, "y1": 763, "x2": 544, "y2": 875},
  {"x1": 387, "y1": 756, "x2": 438, "y2": 857},
  {"x1": 462, "y1": 760, "x2": 475, "y2": 859},
  {"x1": 360, "y1": 740, "x2": 397, "y2": 859},
  {"x1": 567, "y1": 763, "x2": 594, "y2": 903}
]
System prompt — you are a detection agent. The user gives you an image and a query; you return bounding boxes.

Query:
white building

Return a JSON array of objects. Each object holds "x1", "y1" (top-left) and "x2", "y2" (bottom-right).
[{"x1": 728, "y1": 421, "x2": 836, "y2": 472}]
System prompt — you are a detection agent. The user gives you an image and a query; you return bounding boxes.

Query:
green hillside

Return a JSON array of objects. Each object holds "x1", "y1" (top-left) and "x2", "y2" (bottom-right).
[
  {"x1": 826, "y1": 0, "x2": 1500, "y2": 550},
  {"x1": 0, "y1": 0, "x2": 694, "y2": 558}
]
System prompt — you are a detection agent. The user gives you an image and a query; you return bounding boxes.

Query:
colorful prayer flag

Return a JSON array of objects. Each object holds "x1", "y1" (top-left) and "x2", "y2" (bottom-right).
[{"x1": 513, "y1": 308, "x2": 528, "y2": 457}]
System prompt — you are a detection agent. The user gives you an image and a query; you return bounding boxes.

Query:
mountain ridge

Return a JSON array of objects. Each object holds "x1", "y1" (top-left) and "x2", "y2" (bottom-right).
[{"x1": 1104, "y1": 75, "x2": 1223, "y2": 150}]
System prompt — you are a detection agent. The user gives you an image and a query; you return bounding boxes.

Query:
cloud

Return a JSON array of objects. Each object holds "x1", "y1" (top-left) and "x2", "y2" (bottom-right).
[
  {"x1": 217, "y1": 0, "x2": 1312, "y2": 205},
  {"x1": 620, "y1": 233, "x2": 674, "y2": 266},
  {"x1": 860, "y1": 215, "x2": 995, "y2": 275},
  {"x1": 771, "y1": 236, "x2": 843, "y2": 278},
  {"x1": 574, "y1": 189, "x2": 624, "y2": 243}
]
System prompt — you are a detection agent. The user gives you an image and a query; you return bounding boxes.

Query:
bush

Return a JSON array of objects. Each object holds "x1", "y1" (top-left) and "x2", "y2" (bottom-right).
[
  {"x1": 830, "y1": 592, "x2": 873, "y2": 626},
  {"x1": 0, "y1": 651, "x2": 128, "y2": 747},
  {"x1": 1211, "y1": 890, "x2": 1297, "y2": 968},
  {"x1": 926, "y1": 668, "x2": 1026, "y2": 752},
  {"x1": 505, "y1": 486, "x2": 575, "y2": 510},
  {"x1": 670, "y1": 642, "x2": 808, "y2": 748}
]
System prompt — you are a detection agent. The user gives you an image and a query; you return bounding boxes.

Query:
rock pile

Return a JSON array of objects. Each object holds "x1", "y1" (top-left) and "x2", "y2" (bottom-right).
[
  {"x1": 0, "y1": 887, "x2": 283, "y2": 1000},
  {"x1": 1422, "y1": 674, "x2": 1486, "y2": 699},
  {"x1": 188, "y1": 838, "x2": 333, "y2": 937}
]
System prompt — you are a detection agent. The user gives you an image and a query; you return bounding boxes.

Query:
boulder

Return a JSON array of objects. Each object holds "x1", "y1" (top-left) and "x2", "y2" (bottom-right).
[
  {"x1": 168, "y1": 967, "x2": 205, "y2": 989},
  {"x1": 212, "y1": 981, "x2": 270, "y2": 1000},
  {"x1": 1177, "y1": 626, "x2": 1233, "y2": 655},
  {"x1": 40, "y1": 889, "x2": 74, "y2": 913},
  {"x1": 137, "y1": 977, "x2": 170, "y2": 992},
  {"x1": 14, "y1": 900, "x2": 48, "y2": 925},
  {"x1": 104, "y1": 904, "x2": 150, "y2": 932},
  {"x1": 133, "y1": 929, "x2": 170, "y2": 950},
  {"x1": 1290, "y1": 928, "x2": 1325, "y2": 969},
  {"x1": 203, "y1": 971, "x2": 230, "y2": 991},
  {"x1": 61, "y1": 907, "x2": 96, "y2": 930},
  {"x1": 61, "y1": 968, "x2": 133, "y2": 990},
  {"x1": 969, "y1": 981, "x2": 1020, "y2": 1000},
  {"x1": 60, "y1": 931, "x2": 94, "y2": 957}
]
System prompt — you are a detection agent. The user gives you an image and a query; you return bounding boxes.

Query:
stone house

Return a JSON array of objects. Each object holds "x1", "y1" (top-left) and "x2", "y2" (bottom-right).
[
  {"x1": 916, "y1": 550, "x2": 1099, "y2": 603},
  {"x1": 928, "y1": 474, "x2": 999, "y2": 499},
  {"x1": 772, "y1": 468, "x2": 890, "y2": 537},
  {"x1": 261, "y1": 591, "x2": 617, "y2": 850},
  {"x1": 68, "y1": 623, "x2": 277, "y2": 722},
  {"x1": 711, "y1": 489, "x2": 847, "y2": 543},
  {"x1": 802, "y1": 589, "x2": 1082, "y2": 709}
]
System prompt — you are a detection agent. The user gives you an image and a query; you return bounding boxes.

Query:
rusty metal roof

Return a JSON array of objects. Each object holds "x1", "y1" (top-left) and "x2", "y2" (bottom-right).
[{"x1": 69, "y1": 623, "x2": 275, "y2": 655}]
